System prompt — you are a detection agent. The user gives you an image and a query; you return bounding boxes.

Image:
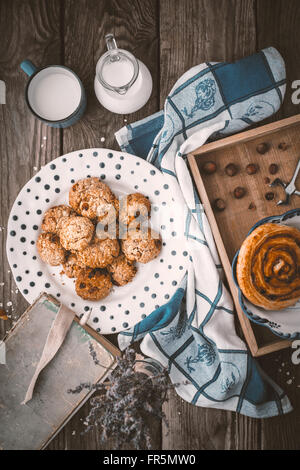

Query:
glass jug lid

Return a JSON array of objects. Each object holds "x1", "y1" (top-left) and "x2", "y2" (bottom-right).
[{"x1": 96, "y1": 34, "x2": 139, "y2": 95}]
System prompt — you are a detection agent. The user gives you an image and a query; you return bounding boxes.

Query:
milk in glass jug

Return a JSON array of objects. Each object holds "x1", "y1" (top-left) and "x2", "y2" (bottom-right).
[{"x1": 94, "y1": 34, "x2": 153, "y2": 114}]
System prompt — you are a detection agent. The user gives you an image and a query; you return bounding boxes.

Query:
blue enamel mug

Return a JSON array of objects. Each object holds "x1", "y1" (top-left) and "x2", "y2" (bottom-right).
[{"x1": 20, "y1": 60, "x2": 86, "y2": 128}]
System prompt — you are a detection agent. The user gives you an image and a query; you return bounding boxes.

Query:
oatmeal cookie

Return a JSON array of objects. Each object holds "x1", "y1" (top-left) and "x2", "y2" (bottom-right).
[
  {"x1": 77, "y1": 236, "x2": 120, "y2": 268},
  {"x1": 62, "y1": 252, "x2": 85, "y2": 278},
  {"x1": 108, "y1": 254, "x2": 137, "y2": 286},
  {"x1": 59, "y1": 215, "x2": 94, "y2": 251},
  {"x1": 121, "y1": 228, "x2": 162, "y2": 263},
  {"x1": 69, "y1": 177, "x2": 119, "y2": 224},
  {"x1": 75, "y1": 268, "x2": 112, "y2": 301},
  {"x1": 119, "y1": 193, "x2": 151, "y2": 227},
  {"x1": 41, "y1": 205, "x2": 75, "y2": 234},
  {"x1": 37, "y1": 232, "x2": 66, "y2": 266}
]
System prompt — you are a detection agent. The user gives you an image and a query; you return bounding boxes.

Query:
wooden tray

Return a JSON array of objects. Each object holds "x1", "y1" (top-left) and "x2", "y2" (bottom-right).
[{"x1": 188, "y1": 114, "x2": 300, "y2": 357}]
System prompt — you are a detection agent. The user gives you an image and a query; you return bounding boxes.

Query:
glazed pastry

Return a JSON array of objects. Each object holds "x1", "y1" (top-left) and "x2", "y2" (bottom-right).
[
  {"x1": 76, "y1": 236, "x2": 120, "y2": 268},
  {"x1": 41, "y1": 205, "x2": 75, "y2": 234},
  {"x1": 236, "y1": 223, "x2": 300, "y2": 310},
  {"x1": 62, "y1": 252, "x2": 85, "y2": 278},
  {"x1": 69, "y1": 177, "x2": 118, "y2": 224},
  {"x1": 108, "y1": 254, "x2": 137, "y2": 286},
  {"x1": 37, "y1": 232, "x2": 66, "y2": 266},
  {"x1": 75, "y1": 268, "x2": 112, "y2": 301},
  {"x1": 59, "y1": 215, "x2": 94, "y2": 251},
  {"x1": 121, "y1": 227, "x2": 162, "y2": 263},
  {"x1": 119, "y1": 193, "x2": 151, "y2": 227}
]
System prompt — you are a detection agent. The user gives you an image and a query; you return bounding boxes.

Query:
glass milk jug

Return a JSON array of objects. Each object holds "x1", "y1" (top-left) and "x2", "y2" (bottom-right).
[{"x1": 94, "y1": 34, "x2": 153, "y2": 114}]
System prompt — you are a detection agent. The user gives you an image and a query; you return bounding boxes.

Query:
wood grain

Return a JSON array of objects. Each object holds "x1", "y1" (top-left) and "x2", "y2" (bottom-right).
[
  {"x1": 188, "y1": 116, "x2": 300, "y2": 357},
  {"x1": 47, "y1": 0, "x2": 160, "y2": 450},
  {"x1": 188, "y1": 153, "x2": 262, "y2": 357},
  {"x1": 159, "y1": 0, "x2": 256, "y2": 101},
  {"x1": 1, "y1": 0, "x2": 299, "y2": 451},
  {"x1": 160, "y1": 0, "x2": 261, "y2": 451},
  {"x1": 62, "y1": 0, "x2": 159, "y2": 154},
  {"x1": 0, "y1": 0, "x2": 62, "y2": 350},
  {"x1": 192, "y1": 118, "x2": 300, "y2": 262},
  {"x1": 162, "y1": 391, "x2": 235, "y2": 450},
  {"x1": 257, "y1": 0, "x2": 300, "y2": 120},
  {"x1": 260, "y1": 347, "x2": 300, "y2": 450},
  {"x1": 255, "y1": 0, "x2": 300, "y2": 450}
]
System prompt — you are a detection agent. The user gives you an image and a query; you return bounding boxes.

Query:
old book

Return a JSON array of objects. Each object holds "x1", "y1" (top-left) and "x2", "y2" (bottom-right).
[{"x1": 0, "y1": 293, "x2": 120, "y2": 450}]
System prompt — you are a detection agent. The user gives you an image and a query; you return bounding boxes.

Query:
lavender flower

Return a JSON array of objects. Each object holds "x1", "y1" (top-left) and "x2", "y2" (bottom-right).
[{"x1": 68, "y1": 346, "x2": 176, "y2": 449}]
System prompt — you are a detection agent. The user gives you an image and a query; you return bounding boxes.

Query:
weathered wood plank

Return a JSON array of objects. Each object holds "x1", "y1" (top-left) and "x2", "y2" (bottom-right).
[
  {"x1": 48, "y1": 0, "x2": 160, "y2": 450},
  {"x1": 0, "y1": 0, "x2": 61, "y2": 339},
  {"x1": 163, "y1": 390, "x2": 235, "y2": 450},
  {"x1": 257, "y1": 0, "x2": 300, "y2": 120},
  {"x1": 159, "y1": 0, "x2": 256, "y2": 101},
  {"x1": 1, "y1": 0, "x2": 299, "y2": 452},
  {"x1": 260, "y1": 349, "x2": 300, "y2": 450},
  {"x1": 62, "y1": 0, "x2": 159, "y2": 154},
  {"x1": 255, "y1": 0, "x2": 300, "y2": 450},
  {"x1": 160, "y1": 0, "x2": 263, "y2": 451}
]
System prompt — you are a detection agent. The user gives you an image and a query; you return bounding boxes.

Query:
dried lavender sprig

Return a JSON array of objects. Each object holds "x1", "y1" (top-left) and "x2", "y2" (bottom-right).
[
  {"x1": 70, "y1": 347, "x2": 182, "y2": 449},
  {"x1": 67, "y1": 382, "x2": 92, "y2": 394},
  {"x1": 88, "y1": 341, "x2": 112, "y2": 369}
]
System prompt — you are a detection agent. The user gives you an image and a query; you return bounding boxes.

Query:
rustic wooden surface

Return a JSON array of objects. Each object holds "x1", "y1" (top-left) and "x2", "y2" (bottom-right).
[
  {"x1": 189, "y1": 116, "x2": 300, "y2": 357},
  {"x1": 0, "y1": 0, "x2": 299, "y2": 450},
  {"x1": 194, "y1": 124, "x2": 300, "y2": 263}
]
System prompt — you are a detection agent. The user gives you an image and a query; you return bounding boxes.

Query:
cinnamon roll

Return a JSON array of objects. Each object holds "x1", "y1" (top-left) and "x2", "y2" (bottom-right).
[{"x1": 236, "y1": 223, "x2": 300, "y2": 310}]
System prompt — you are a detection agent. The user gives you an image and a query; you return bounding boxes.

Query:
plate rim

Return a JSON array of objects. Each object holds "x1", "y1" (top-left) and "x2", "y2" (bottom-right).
[{"x1": 6, "y1": 147, "x2": 187, "y2": 334}]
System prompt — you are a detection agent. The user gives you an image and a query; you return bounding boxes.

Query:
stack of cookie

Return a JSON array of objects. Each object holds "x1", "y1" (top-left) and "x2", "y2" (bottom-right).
[{"x1": 36, "y1": 177, "x2": 162, "y2": 301}]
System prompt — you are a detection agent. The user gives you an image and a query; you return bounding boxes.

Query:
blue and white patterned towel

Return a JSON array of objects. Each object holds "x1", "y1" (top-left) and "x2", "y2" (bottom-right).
[{"x1": 115, "y1": 47, "x2": 292, "y2": 418}]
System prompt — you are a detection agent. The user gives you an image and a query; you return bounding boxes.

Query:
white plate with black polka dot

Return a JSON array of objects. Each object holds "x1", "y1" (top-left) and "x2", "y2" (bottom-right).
[{"x1": 6, "y1": 149, "x2": 189, "y2": 334}]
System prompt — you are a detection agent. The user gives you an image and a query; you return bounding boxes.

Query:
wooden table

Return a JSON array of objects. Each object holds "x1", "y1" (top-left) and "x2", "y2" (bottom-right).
[{"x1": 1, "y1": 0, "x2": 299, "y2": 450}]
